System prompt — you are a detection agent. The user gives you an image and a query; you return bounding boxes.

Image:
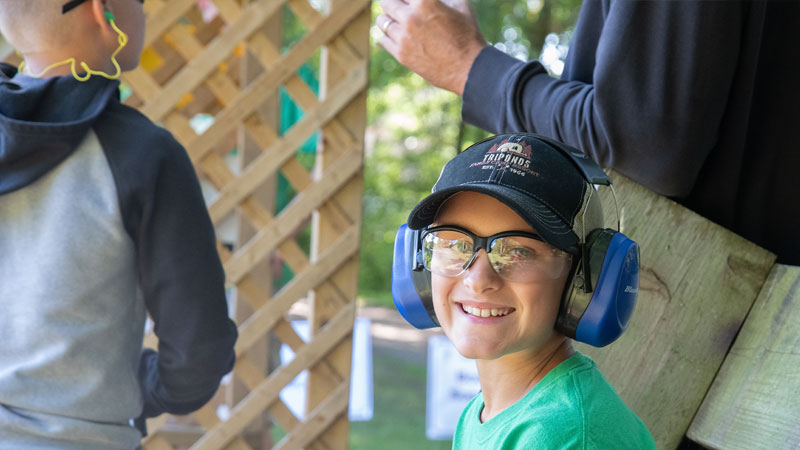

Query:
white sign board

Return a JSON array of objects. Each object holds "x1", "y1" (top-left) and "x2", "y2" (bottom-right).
[
  {"x1": 426, "y1": 335, "x2": 480, "y2": 440},
  {"x1": 279, "y1": 318, "x2": 373, "y2": 421}
]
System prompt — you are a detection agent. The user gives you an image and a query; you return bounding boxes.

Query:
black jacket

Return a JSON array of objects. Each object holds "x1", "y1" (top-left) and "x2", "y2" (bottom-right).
[{"x1": 463, "y1": 0, "x2": 800, "y2": 264}]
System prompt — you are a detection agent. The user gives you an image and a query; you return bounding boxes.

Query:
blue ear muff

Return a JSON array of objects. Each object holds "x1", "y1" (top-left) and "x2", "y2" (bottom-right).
[
  {"x1": 391, "y1": 224, "x2": 438, "y2": 329},
  {"x1": 557, "y1": 230, "x2": 639, "y2": 347}
]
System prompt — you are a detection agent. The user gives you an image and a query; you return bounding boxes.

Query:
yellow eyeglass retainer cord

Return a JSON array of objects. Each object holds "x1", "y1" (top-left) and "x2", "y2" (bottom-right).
[{"x1": 19, "y1": 12, "x2": 128, "y2": 82}]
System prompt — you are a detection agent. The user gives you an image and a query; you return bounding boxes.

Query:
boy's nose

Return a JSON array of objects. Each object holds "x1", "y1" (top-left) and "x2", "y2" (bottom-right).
[{"x1": 461, "y1": 249, "x2": 503, "y2": 292}]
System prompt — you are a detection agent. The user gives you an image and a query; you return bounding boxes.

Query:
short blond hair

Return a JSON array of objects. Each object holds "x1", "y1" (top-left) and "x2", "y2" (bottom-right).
[{"x1": 0, "y1": 0, "x2": 78, "y2": 52}]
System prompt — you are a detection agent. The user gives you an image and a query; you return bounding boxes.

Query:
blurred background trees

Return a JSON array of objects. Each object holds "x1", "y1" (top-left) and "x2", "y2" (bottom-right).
[{"x1": 360, "y1": 0, "x2": 582, "y2": 304}]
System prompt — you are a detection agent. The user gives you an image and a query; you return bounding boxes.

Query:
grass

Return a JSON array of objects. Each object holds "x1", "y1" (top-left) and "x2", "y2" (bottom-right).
[
  {"x1": 268, "y1": 319, "x2": 452, "y2": 449},
  {"x1": 349, "y1": 352, "x2": 452, "y2": 450},
  {"x1": 357, "y1": 289, "x2": 396, "y2": 309}
]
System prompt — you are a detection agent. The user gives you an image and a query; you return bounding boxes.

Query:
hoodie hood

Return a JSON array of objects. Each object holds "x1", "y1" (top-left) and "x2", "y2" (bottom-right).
[{"x1": 0, "y1": 62, "x2": 120, "y2": 194}]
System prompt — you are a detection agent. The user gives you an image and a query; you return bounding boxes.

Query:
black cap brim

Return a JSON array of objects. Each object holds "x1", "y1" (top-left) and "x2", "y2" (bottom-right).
[{"x1": 407, "y1": 184, "x2": 580, "y2": 253}]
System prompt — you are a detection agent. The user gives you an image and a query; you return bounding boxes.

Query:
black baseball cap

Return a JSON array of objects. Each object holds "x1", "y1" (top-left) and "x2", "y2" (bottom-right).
[{"x1": 407, "y1": 133, "x2": 602, "y2": 253}]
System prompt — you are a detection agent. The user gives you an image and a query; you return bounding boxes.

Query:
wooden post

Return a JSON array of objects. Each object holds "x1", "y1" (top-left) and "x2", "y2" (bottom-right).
[
  {"x1": 687, "y1": 264, "x2": 800, "y2": 450},
  {"x1": 306, "y1": 0, "x2": 370, "y2": 448},
  {"x1": 230, "y1": 1, "x2": 282, "y2": 447}
]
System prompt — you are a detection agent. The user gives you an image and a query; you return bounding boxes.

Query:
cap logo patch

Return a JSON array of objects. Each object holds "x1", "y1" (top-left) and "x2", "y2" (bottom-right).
[{"x1": 470, "y1": 139, "x2": 540, "y2": 177}]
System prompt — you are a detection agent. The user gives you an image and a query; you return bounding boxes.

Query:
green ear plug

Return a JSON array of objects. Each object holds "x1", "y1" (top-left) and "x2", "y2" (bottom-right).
[{"x1": 105, "y1": 11, "x2": 115, "y2": 23}]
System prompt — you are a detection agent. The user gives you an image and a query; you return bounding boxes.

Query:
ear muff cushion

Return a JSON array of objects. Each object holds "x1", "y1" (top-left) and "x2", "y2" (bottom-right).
[
  {"x1": 575, "y1": 233, "x2": 639, "y2": 347},
  {"x1": 391, "y1": 225, "x2": 438, "y2": 329}
]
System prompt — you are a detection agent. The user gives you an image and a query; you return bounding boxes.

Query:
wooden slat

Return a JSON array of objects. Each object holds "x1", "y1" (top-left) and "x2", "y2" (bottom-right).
[
  {"x1": 142, "y1": 414, "x2": 171, "y2": 450},
  {"x1": 573, "y1": 171, "x2": 776, "y2": 450},
  {"x1": 228, "y1": 13, "x2": 282, "y2": 444},
  {"x1": 232, "y1": 356, "x2": 305, "y2": 437},
  {"x1": 180, "y1": 0, "x2": 370, "y2": 161},
  {"x1": 287, "y1": 0, "x2": 323, "y2": 28},
  {"x1": 235, "y1": 279, "x2": 344, "y2": 388},
  {"x1": 223, "y1": 148, "x2": 362, "y2": 284},
  {"x1": 141, "y1": 0, "x2": 284, "y2": 120},
  {"x1": 143, "y1": 0, "x2": 197, "y2": 47},
  {"x1": 274, "y1": 380, "x2": 349, "y2": 450},
  {"x1": 233, "y1": 318, "x2": 342, "y2": 413},
  {"x1": 207, "y1": 64, "x2": 367, "y2": 222},
  {"x1": 192, "y1": 401, "x2": 222, "y2": 429},
  {"x1": 164, "y1": 25, "x2": 240, "y2": 109},
  {"x1": 223, "y1": 439, "x2": 254, "y2": 450},
  {"x1": 123, "y1": 67, "x2": 162, "y2": 103},
  {"x1": 141, "y1": 415, "x2": 172, "y2": 446},
  {"x1": 687, "y1": 264, "x2": 800, "y2": 449},
  {"x1": 144, "y1": 435, "x2": 174, "y2": 450},
  {"x1": 306, "y1": 6, "x2": 368, "y2": 449},
  {"x1": 213, "y1": 0, "x2": 245, "y2": 24},
  {"x1": 235, "y1": 225, "x2": 359, "y2": 355},
  {"x1": 190, "y1": 302, "x2": 356, "y2": 450}
]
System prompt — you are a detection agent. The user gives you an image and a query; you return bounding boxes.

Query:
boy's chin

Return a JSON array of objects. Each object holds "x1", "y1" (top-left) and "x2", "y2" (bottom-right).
[{"x1": 450, "y1": 337, "x2": 506, "y2": 361}]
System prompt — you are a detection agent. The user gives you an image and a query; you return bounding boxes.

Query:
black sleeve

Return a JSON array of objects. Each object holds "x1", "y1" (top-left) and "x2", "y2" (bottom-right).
[
  {"x1": 95, "y1": 102, "x2": 237, "y2": 429},
  {"x1": 462, "y1": 0, "x2": 746, "y2": 197}
]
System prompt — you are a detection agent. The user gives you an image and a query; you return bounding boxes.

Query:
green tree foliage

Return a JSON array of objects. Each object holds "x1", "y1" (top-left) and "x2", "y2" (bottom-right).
[{"x1": 360, "y1": 0, "x2": 582, "y2": 303}]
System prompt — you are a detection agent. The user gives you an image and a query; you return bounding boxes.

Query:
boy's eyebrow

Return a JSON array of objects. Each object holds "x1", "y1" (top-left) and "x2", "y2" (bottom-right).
[{"x1": 62, "y1": 0, "x2": 90, "y2": 14}]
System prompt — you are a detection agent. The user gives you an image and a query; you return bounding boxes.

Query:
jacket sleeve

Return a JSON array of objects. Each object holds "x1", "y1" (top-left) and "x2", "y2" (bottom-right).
[
  {"x1": 462, "y1": 0, "x2": 746, "y2": 197},
  {"x1": 95, "y1": 103, "x2": 237, "y2": 429}
]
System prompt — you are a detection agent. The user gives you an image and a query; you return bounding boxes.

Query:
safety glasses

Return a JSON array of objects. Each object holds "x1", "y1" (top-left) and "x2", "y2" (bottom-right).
[
  {"x1": 62, "y1": 0, "x2": 144, "y2": 15},
  {"x1": 420, "y1": 225, "x2": 572, "y2": 282}
]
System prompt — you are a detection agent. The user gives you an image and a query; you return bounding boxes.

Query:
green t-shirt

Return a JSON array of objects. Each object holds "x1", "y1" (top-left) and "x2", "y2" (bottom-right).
[{"x1": 452, "y1": 353, "x2": 656, "y2": 450}]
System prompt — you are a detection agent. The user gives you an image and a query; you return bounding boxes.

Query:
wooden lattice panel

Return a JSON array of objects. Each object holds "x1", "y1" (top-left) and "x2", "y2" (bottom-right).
[{"x1": 123, "y1": 0, "x2": 369, "y2": 448}]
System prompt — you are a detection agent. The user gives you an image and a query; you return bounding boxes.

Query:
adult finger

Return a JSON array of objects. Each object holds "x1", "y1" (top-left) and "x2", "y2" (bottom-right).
[
  {"x1": 378, "y1": 31, "x2": 400, "y2": 58},
  {"x1": 375, "y1": 13, "x2": 397, "y2": 38},
  {"x1": 380, "y1": 0, "x2": 413, "y2": 23}
]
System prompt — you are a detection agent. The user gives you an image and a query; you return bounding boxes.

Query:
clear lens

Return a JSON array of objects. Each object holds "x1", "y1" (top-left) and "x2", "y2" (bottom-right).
[
  {"x1": 423, "y1": 230, "x2": 473, "y2": 276},
  {"x1": 422, "y1": 229, "x2": 571, "y2": 282},
  {"x1": 488, "y1": 236, "x2": 571, "y2": 281}
]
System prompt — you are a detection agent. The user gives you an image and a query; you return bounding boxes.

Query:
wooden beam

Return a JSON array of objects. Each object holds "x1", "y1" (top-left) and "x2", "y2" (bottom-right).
[
  {"x1": 190, "y1": 302, "x2": 356, "y2": 450},
  {"x1": 574, "y1": 171, "x2": 776, "y2": 450},
  {"x1": 306, "y1": 1, "x2": 369, "y2": 448},
  {"x1": 274, "y1": 380, "x2": 350, "y2": 450},
  {"x1": 687, "y1": 264, "x2": 800, "y2": 449},
  {"x1": 223, "y1": 148, "x2": 362, "y2": 285},
  {"x1": 207, "y1": 65, "x2": 367, "y2": 223},
  {"x1": 235, "y1": 225, "x2": 360, "y2": 356}
]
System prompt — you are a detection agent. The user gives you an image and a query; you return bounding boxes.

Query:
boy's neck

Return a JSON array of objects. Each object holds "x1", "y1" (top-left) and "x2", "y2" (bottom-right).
[
  {"x1": 20, "y1": 46, "x2": 113, "y2": 79},
  {"x1": 476, "y1": 338, "x2": 574, "y2": 423}
]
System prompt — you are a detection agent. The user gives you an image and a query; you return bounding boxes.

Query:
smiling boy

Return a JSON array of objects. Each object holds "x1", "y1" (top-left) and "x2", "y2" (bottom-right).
[{"x1": 405, "y1": 134, "x2": 655, "y2": 449}]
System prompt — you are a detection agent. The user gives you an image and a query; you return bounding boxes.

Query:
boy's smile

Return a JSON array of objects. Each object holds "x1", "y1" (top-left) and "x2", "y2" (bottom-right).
[
  {"x1": 431, "y1": 191, "x2": 571, "y2": 361},
  {"x1": 459, "y1": 301, "x2": 514, "y2": 318}
]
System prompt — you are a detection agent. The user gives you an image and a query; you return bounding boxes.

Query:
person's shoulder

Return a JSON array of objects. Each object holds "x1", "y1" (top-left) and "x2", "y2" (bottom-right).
[
  {"x1": 497, "y1": 408, "x2": 583, "y2": 450},
  {"x1": 98, "y1": 102, "x2": 184, "y2": 155},
  {"x1": 566, "y1": 353, "x2": 657, "y2": 450},
  {"x1": 563, "y1": 353, "x2": 630, "y2": 411},
  {"x1": 94, "y1": 101, "x2": 195, "y2": 180}
]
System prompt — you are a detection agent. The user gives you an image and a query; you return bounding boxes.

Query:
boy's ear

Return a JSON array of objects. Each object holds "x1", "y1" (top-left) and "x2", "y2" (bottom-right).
[{"x1": 89, "y1": 0, "x2": 112, "y2": 29}]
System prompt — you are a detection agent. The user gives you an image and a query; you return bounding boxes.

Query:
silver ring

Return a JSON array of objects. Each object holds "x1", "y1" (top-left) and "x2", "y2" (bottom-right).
[{"x1": 380, "y1": 18, "x2": 394, "y2": 34}]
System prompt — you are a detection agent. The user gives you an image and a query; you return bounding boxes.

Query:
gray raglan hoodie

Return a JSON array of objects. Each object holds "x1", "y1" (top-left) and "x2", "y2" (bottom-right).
[{"x1": 0, "y1": 63, "x2": 237, "y2": 449}]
